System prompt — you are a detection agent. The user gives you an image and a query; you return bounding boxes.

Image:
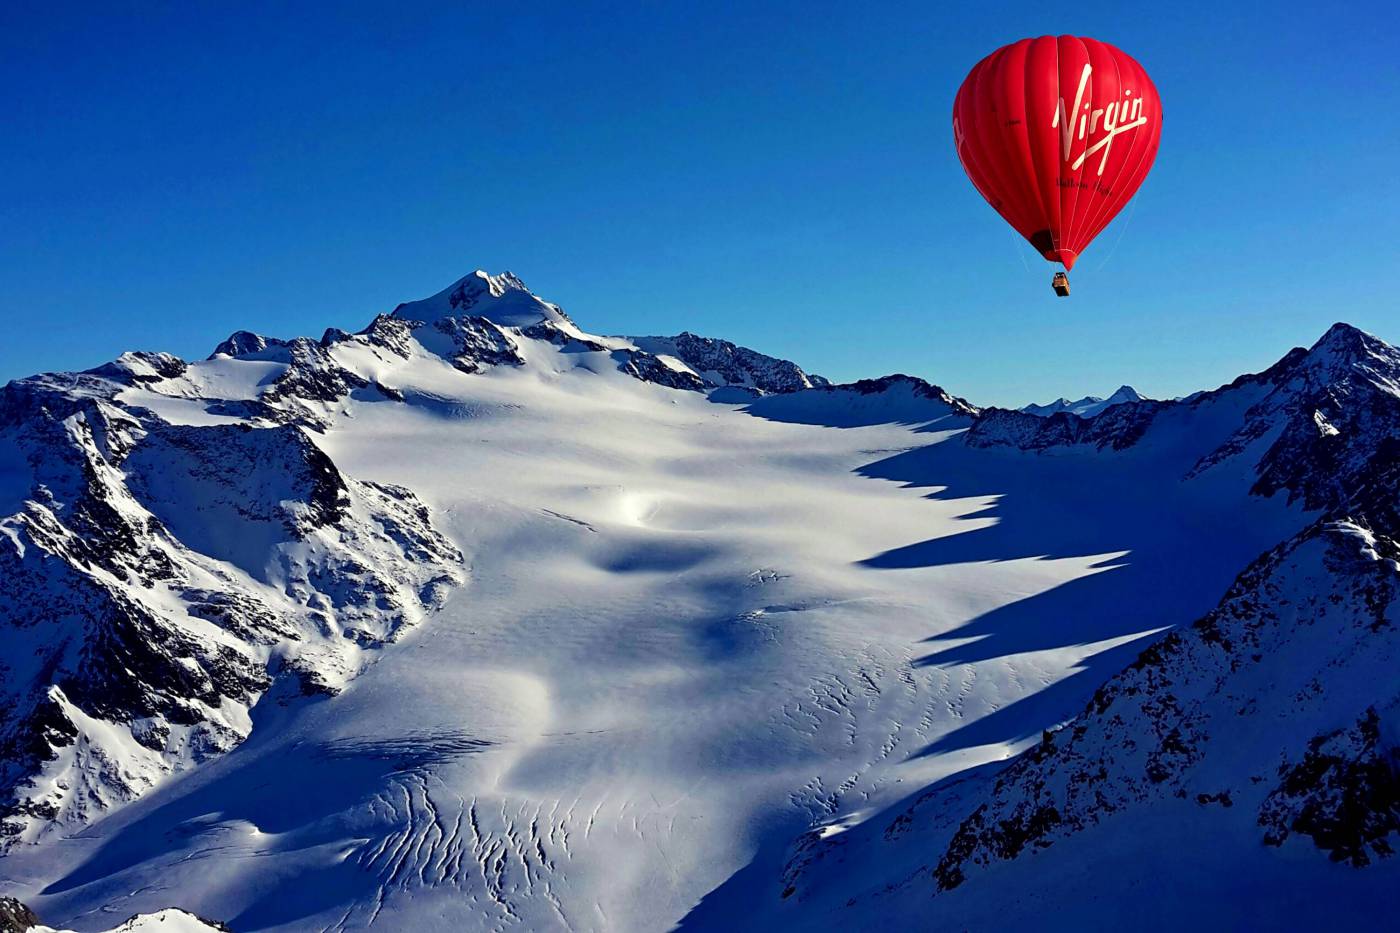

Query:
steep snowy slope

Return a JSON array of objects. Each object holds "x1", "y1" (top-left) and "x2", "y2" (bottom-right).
[{"x1": 2, "y1": 271, "x2": 1396, "y2": 931}]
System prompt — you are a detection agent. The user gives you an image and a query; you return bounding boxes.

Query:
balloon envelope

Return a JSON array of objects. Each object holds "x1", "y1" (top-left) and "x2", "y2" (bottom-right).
[{"x1": 952, "y1": 36, "x2": 1162, "y2": 270}]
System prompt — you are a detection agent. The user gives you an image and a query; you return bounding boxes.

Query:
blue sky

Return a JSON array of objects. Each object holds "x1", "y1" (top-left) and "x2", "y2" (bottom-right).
[{"x1": 3, "y1": 2, "x2": 1398, "y2": 406}]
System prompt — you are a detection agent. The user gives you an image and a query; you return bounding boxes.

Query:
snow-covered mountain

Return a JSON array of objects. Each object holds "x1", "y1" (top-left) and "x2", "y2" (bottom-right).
[
  {"x1": 2, "y1": 272, "x2": 1398, "y2": 931},
  {"x1": 0, "y1": 897, "x2": 225, "y2": 933},
  {"x1": 0, "y1": 359, "x2": 464, "y2": 847},
  {"x1": 1020, "y1": 384, "x2": 1142, "y2": 418},
  {"x1": 699, "y1": 321, "x2": 1400, "y2": 930}
]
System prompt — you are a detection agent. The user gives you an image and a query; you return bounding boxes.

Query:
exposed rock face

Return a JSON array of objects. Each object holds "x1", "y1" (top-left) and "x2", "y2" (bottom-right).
[
  {"x1": 967, "y1": 326, "x2": 1400, "y2": 513},
  {"x1": 1259, "y1": 706, "x2": 1400, "y2": 866},
  {"x1": 920, "y1": 325, "x2": 1400, "y2": 892},
  {"x1": 205, "y1": 272, "x2": 817, "y2": 415},
  {"x1": 628, "y1": 332, "x2": 827, "y2": 395},
  {"x1": 932, "y1": 519, "x2": 1399, "y2": 890},
  {"x1": 965, "y1": 398, "x2": 1167, "y2": 450},
  {"x1": 0, "y1": 362, "x2": 463, "y2": 847},
  {"x1": 614, "y1": 348, "x2": 708, "y2": 392},
  {"x1": 31, "y1": 907, "x2": 231, "y2": 932},
  {"x1": 87, "y1": 352, "x2": 189, "y2": 386},
  {"x1": 814, "y1": 374, "x2": 978, "y2": 416},
  {"x1": 732, "y1": 372, "x2": 979, "y2": 429},
  {"x1": 0, "y1": 897, "x2": 40, "y2": 932},
  {"x1": 756, "y1": 323, "x2": 1400, "y2": 918},
  {"x1": 430, "y1": 315, "x2": 526, "y2": 374},
  {"x1": 210, "y1": 331, "x2": 286, "y2": 359},
  {"x1": 391, "y1": 269, "x2": 573, "y2": 329}
]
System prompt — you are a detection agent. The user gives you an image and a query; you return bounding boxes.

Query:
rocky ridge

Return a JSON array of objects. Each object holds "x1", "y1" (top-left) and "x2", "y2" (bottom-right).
[
  {"x1": 0, "y1": 350, "x2": 463, "y2": 847},
  {"x1": 772, "y1": 323, "x2": 1400, "y2": 914}
]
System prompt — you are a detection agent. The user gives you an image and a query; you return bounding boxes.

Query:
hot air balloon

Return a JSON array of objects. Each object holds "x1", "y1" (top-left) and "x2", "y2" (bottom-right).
[{"x1": 952, "y1": 36, "x2": 1162, "y2": 296}]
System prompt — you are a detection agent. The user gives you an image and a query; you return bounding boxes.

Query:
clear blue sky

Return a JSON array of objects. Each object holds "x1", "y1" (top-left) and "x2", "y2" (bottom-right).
[{"x1": 3, "y1": 2, "x2": 1398, "y2": 406}]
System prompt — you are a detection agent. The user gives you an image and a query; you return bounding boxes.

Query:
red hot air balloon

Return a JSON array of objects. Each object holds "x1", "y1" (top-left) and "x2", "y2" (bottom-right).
[{"x1": 952, "y1": 36, "x2": 1162, "y2": 296}]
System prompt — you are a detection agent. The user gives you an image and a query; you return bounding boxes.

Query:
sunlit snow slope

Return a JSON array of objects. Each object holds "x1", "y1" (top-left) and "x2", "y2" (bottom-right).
[{"x1": 3, "y1": 272, "x2": 1398, "y2": 931}]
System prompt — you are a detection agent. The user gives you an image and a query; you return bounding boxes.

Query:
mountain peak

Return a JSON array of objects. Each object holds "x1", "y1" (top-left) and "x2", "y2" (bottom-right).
[
  {"x1": 1306, "y1": 321, "x2": 1389, "y2": 362},
  {"x1": 1292, "y1": 322, "x2": 1400, "y2": 392},
  {"x1": 391, "y1": 269, "x2": 569, "y2": 328},
  {"x1": 460, "y1": 269, "x2": 530, "y2": 298},
  {"x1": 210, "y1": 330, "x2": 287, "y2": 359},
  {"x1": 1314, "y1": 320, "x2": 1369, "y2": 346}
]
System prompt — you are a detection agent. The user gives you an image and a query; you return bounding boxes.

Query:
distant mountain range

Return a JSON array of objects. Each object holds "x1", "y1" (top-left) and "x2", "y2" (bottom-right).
[
  {"x1": 3, "y1": 271, "x2": 1396, "y2": 931},
  {"x1": 1020, "y1": 384, "x2": 1144, "y2": 418}
]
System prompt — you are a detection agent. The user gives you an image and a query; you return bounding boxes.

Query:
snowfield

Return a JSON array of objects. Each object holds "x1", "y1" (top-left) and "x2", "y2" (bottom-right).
[{"x1": 3, "y1": 271, "x2": 1399, "y2": 930}]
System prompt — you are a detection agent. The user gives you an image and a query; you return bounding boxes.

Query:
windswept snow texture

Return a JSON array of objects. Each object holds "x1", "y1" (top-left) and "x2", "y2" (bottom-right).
[{"x1": 3, "y1": 272, "x2": 1399, "y2": 931}]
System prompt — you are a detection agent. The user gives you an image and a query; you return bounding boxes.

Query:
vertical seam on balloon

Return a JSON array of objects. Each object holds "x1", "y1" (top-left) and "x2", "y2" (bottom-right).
[
  {"x1": 991, "y1": 45, "x2": 1036, "y2": 238},
  {"x1": 1073, "y1": 39, "x2": 1125, "y2": 258},
  {"x1": 1048, "y1": 35, "x2": 1062, "y2": 253},
  {"x1": 994, "y1": 41, "x2": 1044, "y2": 247},
  {"x1": 1066, "y1": 36, "x2": 1107, "y2": 260},
  {"x1": 978, "y1": 47, "x2": 1038, "y2": 241},
  {"x1": 1073, "y1": 44, "x2": 1135, "y2": 258},
  {"x1": 962, "y1": 56, "x2": 1012, "y2": 232},
  {"x1": 1060, "y1": 36, "x2": 1092, "y2": 260},
  {"x1": 1100, "y1": 49, "x2": 1145, "y2": 247},
  {"x1": 972, "y1": 49, "x2": 1019, "y2": 231},
  {"x1": 1078, "y1": 50, "x2": 1159, "y2": 256},
  {"x1": 955, "y1": 57, "x2": 998, "y2": 225},
  {"x1": 1019, "y1": 37, "x2": 1055, "y2": 258}
]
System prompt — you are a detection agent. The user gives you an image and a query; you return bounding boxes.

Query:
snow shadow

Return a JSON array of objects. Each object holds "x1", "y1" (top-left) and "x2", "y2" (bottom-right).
[
  {"x1": 676, "y1": 757, "x2": 1010, "y2": 930},
  {"x1": 854, "y1": 436, "x2": 1304, "y2": 758},
  {"x1": 679, "y1": 431, "x2": 1306, "y2": 927},
  {"x1": 39, "y1": 701, "x2": 492, "y2": 930}
]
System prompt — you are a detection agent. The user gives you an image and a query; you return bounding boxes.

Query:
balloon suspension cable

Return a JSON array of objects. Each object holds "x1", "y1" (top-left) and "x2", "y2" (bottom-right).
[{"x1": 1094, "y1": 195, "x2": 1142, "y2": 273}]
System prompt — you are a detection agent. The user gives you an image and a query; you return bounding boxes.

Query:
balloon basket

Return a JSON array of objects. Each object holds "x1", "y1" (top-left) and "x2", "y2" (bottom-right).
[{"x1": 1052, "y1": 272, "x2": 1070, "y2": 297}]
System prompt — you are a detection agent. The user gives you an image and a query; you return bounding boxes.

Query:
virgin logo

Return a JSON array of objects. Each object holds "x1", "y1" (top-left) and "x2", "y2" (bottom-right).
[{"x1": 1052, "y1": 64, "x2": 1148, "y2": 176}]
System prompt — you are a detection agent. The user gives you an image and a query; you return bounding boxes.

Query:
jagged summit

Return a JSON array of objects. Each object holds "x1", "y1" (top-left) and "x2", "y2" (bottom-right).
[
  {"x1": 209, "y1": 330, "x2": 285, "y2": 359},
  {"x1": 1312, "y1": 320, "x2": 1377, "y2": 352},
  {"x1": 1294, "y1": 322, "x2": 1400, "y2": 393},
  {"x1": 207, "y1": 271, "x2": 567, "y2": 360},
  {"x1": 391, "y1": 269, "x2": 571, "y2": 328},
  {"x1": 970, "y1": 321, "x2": 1400, "y2": 461},
  {"x1": 193, "y1": 270, "x2": 833, "y2": 413}
]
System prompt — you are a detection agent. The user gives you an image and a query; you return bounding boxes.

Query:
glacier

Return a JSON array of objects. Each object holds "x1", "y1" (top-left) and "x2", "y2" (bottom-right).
[{"x1": 2, "y1": 272, "x2": 1398, "y2": 931}]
